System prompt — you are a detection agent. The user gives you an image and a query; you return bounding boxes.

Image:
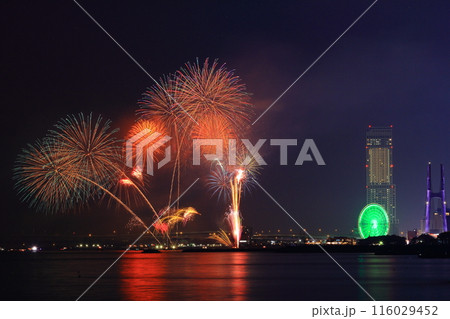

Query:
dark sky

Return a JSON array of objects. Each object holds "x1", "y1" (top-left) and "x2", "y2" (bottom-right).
[{"x1": 1, "y1": 0, "x2": 449, "y2": 238}]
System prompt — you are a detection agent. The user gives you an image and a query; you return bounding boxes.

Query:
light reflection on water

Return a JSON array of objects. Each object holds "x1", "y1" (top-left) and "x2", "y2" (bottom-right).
[
  {"x1": 119, "y1": 252, "x2": 249, "y2": 300},
  {"x1": 0, "y1": 251, "x2": 449, "y2": 300}
]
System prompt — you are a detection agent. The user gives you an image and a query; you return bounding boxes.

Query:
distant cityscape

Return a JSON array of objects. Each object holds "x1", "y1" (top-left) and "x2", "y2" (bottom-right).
[{"x1": 364, "y1": 125, "x2": 448, "y2": 240}]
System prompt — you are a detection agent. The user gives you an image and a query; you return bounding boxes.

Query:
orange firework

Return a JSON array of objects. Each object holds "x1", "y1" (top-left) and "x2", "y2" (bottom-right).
[
  {"x1": 137, "y1": 75, "x2": 189, "y2": 137},
  {"x1": 13, "y1": 139, "x2": 83, "y2": 213},
  {"x1": 14, "y1": 113, "x2": 150, "y2": 229},
  {"x1": 208, "y1": 229, "x2": 233, "y2": 247},
  {"x1": 191, "y1": 114, "x2": 237, "y2": 158},
  {"x1": 176, "y1": 58, "x2": 253, "y2": 131},
  {"x1": 137, "y1": 58, "x2": 253, "y2": 157},
  {"x1": 153, "y1": 207, "x2": 200, "y2": 236},
  {"x1": 191, "y1": 114, "x2": 236, "y2": 141},
  {"x1": 14, "y1": 113, "x2": 123, "y2": 212},
  {"x1": 228, "y1": 169, "x2": 244, "y2": 248},
  {"x1": 127, "y1": 119, "x2": 168, "y2": 141},
  {"x1": 48, "y1": 113, "x2": 123, "y2": 192},
  {"x1": 207, "y1": 156, "x2": 261, "y2": 248},
  {"x1": 125, "y1": 119, "x2": 169, "y2": 168}
]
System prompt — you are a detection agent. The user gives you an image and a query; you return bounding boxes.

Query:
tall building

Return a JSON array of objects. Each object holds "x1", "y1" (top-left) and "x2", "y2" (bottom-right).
[{"x1": 365, "y1": 125, "x2": 398, "y2": 234}]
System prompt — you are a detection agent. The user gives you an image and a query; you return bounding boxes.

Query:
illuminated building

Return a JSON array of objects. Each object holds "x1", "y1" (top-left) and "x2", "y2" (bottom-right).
[{"x1": 365, "y1": 125, "x2": 398, "y2": 234}]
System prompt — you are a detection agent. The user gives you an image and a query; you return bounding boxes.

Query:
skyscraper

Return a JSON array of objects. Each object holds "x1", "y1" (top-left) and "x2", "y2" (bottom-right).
[{"x1": 365, "y1": 125, "x2": 398, "y2": 234}]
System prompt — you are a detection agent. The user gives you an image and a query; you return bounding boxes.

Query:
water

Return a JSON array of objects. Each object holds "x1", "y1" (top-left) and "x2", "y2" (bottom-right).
[{"x1": 0, "y1": 251, "x2": 449, "y2": 300}]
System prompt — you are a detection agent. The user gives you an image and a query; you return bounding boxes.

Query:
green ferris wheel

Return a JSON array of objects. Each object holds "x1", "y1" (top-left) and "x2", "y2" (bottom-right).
[{"x1": 358, "y1": 203, "x2": 390, "y2": 239}]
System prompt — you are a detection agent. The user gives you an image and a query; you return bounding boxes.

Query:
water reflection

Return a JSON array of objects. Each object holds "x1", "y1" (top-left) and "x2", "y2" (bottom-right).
[
  {"x1": 357, "y1": 254, "x2": 396, "y2": 300},
  {"x1": 119, "y1": 252, "x2": 248, "y2": 300},
  {"x1": 1, "y1": 252, "x2": 449, "y2": 300},
  {"x1": 119, "y1": 252, "x2": 169, "y2": 300},
  {"x1": 226, "y1": 252, "x2": 249, "y2": 300}
]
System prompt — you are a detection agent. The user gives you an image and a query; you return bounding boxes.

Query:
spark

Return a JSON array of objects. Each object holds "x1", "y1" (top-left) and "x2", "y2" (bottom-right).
[{"x1": 120, "y1": 178, "x2": 133, "y2": 185}]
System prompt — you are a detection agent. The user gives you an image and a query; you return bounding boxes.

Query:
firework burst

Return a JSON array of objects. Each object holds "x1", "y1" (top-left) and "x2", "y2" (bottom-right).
[
  {"x1": 177, "y1": 58, "x2": 253, "y2": 130},
  {"x1": 15, "y1": 58, "x2": 255, "y2": 243},
  {"x1": 14, "y1": 113, "x2": 151, "y2": 229},
  {"x1": 206, "y1": 164, "x2": 231, "y2": 202},
  {"x1": 48, "y1": 113, "x2": 122, "y2": 191},
  {"x1": 13, "y1": 139, "x2": 83, "y2": 212},
  {"x1": 138, "y1": 75, "x2": 190, "y2": 138},
  {"x1": 138, "y1": 58, "x2": 253, "y2": 162},
  {"x1": 207, "y1": 151, "x2": 260, "y2": 201}
]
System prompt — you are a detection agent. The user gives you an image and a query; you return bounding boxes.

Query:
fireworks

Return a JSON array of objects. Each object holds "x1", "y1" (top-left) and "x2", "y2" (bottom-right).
[
  {"x1": 229, "y1": 169, "x2": 244, "y2": 248},
  {"x1": 135, "y1": 59, "x2": 255, "y2": 241},
  {"x1": 138, "y1": 59, "x2": 253, "y2": 164},
  {"x1": 208, "y1": 229, "x2": 233, "y2": 247},
  {"x1": 14, "y1": 113, "x2": 123, "y2": 213},
  {"x1": 14, "y1": 139, "x2": 82, "y2": 213},
  {"x1": 206, "y1": 147, "x2": 262, "y2": 248},
  {"x1": 14, "y1": 58, "x2": 256, "y2": 247},
  {"x1": 177, "y1": 58, "x2": 252, "y2": 129},
  {"x1": 153, "y1": 221, "x2": 170, "y2": 235},
  {"x1": 206, "y1": 164, "x2": 231, "y2": 202},
  {"x1": 207, "y1": 162, "x2": 256, "y2": 248},
  {"x1": 207, "y1": 152, "x2": 260, "y2": 201},
  {"x1": 120, "y1": 178, "x2": 133, "y2": 185},
  {"x1": 14, "y1": 113, "x2": 150, "y2": 229},
  {"x1": 126, "y1": 119, "x2": 168, "y2": 162},
  {"x1": 49, "y1": 113, "x2": 122, "y2": 189},
  {"x1": 138, "y1": 76, "x2": 189, "y2": 140},
  {"x1": 206, "y1": 146, "x2": 261, "y2": 248},
  {"x1": 153, "y1": 207, "x2": 200, "y2": 236}
]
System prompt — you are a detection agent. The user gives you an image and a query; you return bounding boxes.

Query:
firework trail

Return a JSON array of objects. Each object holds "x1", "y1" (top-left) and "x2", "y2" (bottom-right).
[
  {"x1": 208, "y1": 229, "x2": 233, "y2": 247},
  {"x1": 136, "y1": 59, "x2": 254, "y2": 243},
  {"x1": 207, "y1": 153, "x2": 260, "y2": 201},
  {"x1": 15, "y1": 58, "x2": 255, "y2": 245},
  {"x1": 153, "y1": 207, "x2": 200, "y2": 237},
  {"x1": 207, "y1": 155, "x2": 260, "y2": 248},
  {"x1": 138, "y1": 76, "x2": 189, "y2": 210},
  {"x1": 228, "y1": 169, "x2": 244, "y2": 248},
  {"x1": 117, "y1": 174, "x2": 158, "y2": 218}
]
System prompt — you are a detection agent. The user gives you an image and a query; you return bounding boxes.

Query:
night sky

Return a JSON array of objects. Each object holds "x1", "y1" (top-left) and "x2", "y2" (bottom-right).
[{"x1": 1, "y1": 1, "x2": 449, "y2": 238}]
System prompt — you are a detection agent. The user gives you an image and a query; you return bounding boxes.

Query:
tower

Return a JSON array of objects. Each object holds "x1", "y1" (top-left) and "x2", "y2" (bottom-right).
[
  {"x1": 424, "y1": 163, "x2": 448, "y2": 233},
  {"x1": 365, "y1": 125, "x2": 398, "y2": 234}
]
